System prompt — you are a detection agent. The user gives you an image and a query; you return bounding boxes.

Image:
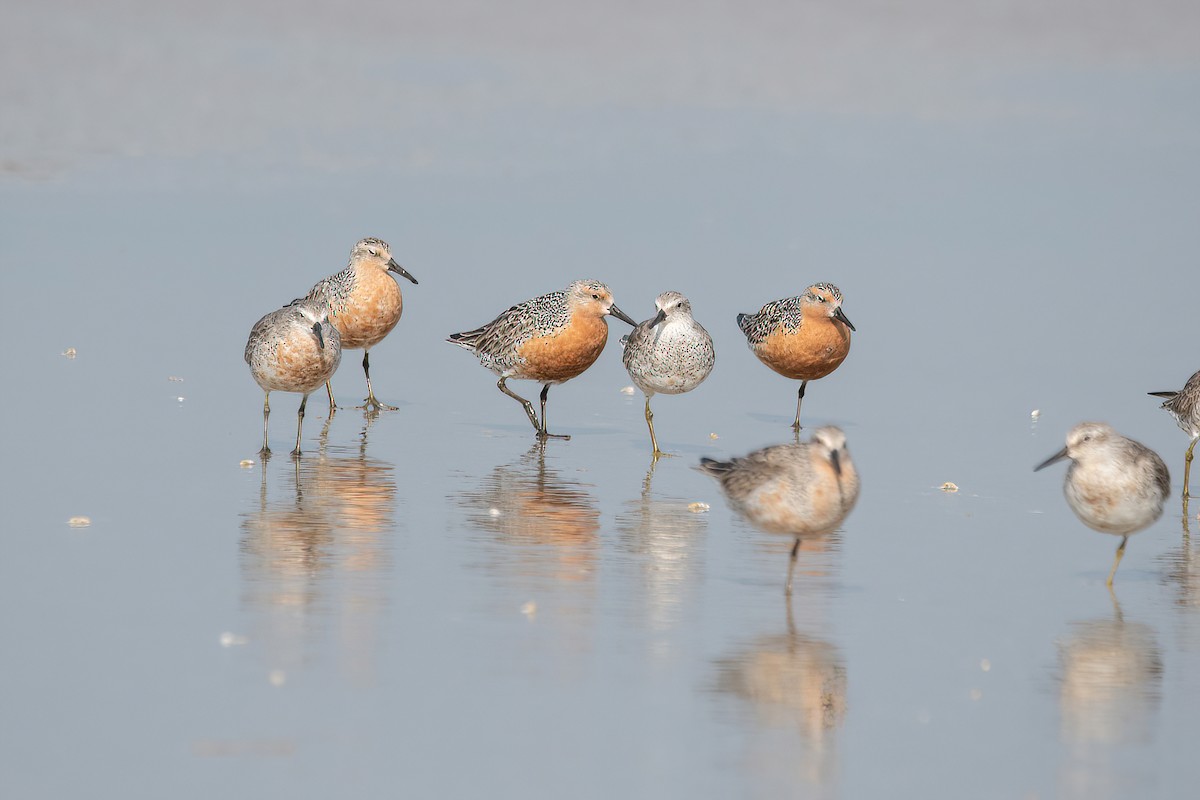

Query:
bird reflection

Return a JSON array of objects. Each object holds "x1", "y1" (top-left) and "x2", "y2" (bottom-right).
[
  {"x1": 614, "y1": 459, "x2": 708, "y2": 634},
  {"x1": 455, "y1": 441, "x2": 601, "y2": 587},
  {"x1": 240, "y1": 423, "x2": 397, "y2": 683},
  {"x1": 1156, "y1": 529, "x2": 1200, "y2": 651},
  {"x1": 714, "y1": 604, "x2": 846, "y2": 795},
  {"x1": 1160, "y1": 529, "x2": 1200, "y2": 607},
  {"x1": 1055, "y1": 596, "x2": 1163, "y2": 800}
]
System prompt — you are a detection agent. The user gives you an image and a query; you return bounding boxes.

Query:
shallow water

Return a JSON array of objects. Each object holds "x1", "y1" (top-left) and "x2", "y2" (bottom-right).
[{"x1": 4, "y1": 2, "x2": 1200, "y2": 797}]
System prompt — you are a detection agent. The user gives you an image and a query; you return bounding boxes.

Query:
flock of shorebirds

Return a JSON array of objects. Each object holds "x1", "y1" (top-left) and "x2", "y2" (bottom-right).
[{"x1": 245, "y1": 237, "x2": 1200, "y2": 592}]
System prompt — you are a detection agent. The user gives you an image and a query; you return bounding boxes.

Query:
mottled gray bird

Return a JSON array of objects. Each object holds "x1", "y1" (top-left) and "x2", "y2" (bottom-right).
[
  {"x1": 305, "y1": 237, "x2": 418, "y2": 411},
  {"x1": 698, "y1": 426, "x2": 860, "y2": 594},
  {"x1": 1035, "y1": 422, "x2": 1169, "y2": 587},
  {"x1": 1149, "y1": 368, "x2": 1200, "y2": 499},
  {"x1": 447, "y1": 280, "x2": 636, "y2": 439},
  {"x1": 245, "y1": 298, "x2": 342, "y2": 457},
  {"x1": 737, "y1": 283, "x2": 854, "y2": 430},
  {"x1": 621, "y1": 291, "x2": 715, "y2": 458}
]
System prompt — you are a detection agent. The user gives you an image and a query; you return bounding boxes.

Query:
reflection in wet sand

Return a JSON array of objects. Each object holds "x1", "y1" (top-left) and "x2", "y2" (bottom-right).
[
  {"x1": 1157, "y1": 528, "x2": 1200, "y2": 653},
  {"x1": 455, "y1": 442, "x2": 600, "y2": 588},
  {"x1": 240, "y1": 422, "x2": 397, "y2": 683},
  {"x1": 614, "y1": 460, "x2": 707, "y2": 634},
  {"x1": 1056, "y1": 598, "x2": 1163, "y2": 800},
  {"x1": 1160, "y1": 529, "x2": 1200, "y2": 608},
  {"x1": 714, "y1": 606, "x2": 846, "y2": 796}
]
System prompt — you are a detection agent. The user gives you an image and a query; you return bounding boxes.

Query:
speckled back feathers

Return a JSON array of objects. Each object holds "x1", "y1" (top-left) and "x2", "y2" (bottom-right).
[{"x1": 1151, "y1": 369, "x2": 1200, "y2": 437}]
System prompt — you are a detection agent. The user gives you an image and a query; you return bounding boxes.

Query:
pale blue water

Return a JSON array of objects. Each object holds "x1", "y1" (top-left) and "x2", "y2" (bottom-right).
[{"x1": 4, "y1": 2, "x2": 1200, "y2": 797}]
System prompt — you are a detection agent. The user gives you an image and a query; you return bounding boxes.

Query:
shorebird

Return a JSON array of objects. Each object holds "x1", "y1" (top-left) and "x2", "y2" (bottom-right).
[
  {"x1": 1149, "y1": 368, "x2": 1200, "y2": 499},
  {"x1": 245, "y1": 298, "x2": 342, "y2": 457},
  {"x1": 305, "y1": 237, "x2": 417, "y2": 411},
  {"x1": 447, "y1": 280, "x2": 636, "y2": 439},
  {"x1": 737, "y1": 283, "x2": 854, "y2": 430},
  {"x1": 698, "y1": 426, "x2": 860, "y2": 594},
  {"x1": 1035, "y1": 422, "x2": 1169, "y2": 587},
  {"x1": 621, "y1": 291, "x2": 715, "y2": 458}
]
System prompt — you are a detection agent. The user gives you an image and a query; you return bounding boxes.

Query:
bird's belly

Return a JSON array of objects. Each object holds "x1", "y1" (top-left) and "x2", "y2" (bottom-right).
[
  {"x1": 1066, "y1": 482, "x2": 1162, "y2": 535},
  {"x1": 754, "y1": 324, "x2": 850, "y2": 380},
  {"x1": 256, "y1": 338, "x2": 337, "y2": 394}
]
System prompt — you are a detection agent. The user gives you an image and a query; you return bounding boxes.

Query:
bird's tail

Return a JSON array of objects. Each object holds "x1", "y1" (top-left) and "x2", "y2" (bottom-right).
[
  {"x1": 446, "y1": 328, "x2": 484, "y2": 350},
  {"x1": 697, "y1": 457, "x2": 736, "y2": 478}
]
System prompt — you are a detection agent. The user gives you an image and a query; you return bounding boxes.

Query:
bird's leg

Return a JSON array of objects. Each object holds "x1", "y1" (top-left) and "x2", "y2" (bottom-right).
[
  {"x1": 259, "y1": 392, "x2": 272, "y2": 456},
  {"x1": 326, "y1": 380, "x2": 337, "y2": 411},
  {"x1": 292, "y1": 394, "x2": 309, "y2": 457},
  {"x1": 792, "y1": 380, "x2": 808, "y2": 431},
  {"x1": 645, "y1": 396, "x2": 666, "y2": 458},
  {"x1": 539, "y1": 384, "x2": 569, "y2": 440},
  {"x1": 1106, "y1": 535, "x2": 1128, "y2": 588},
  {"x1": 1184, "y1": 437, "x2": 1197, "y2": 499},
  {"x1": 785, "y1": 537, "x2": 802, "y2": 595},
  {"x1": 498, "y1": 378, "x2": 542, "y2": 434},
  {"x1": 359, "y1": 351, "x2": 398, "y2": 411}
]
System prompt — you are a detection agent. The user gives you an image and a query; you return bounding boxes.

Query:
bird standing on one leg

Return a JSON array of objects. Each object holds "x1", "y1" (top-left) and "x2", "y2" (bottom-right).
[
  {"x1": 1035, "y1": 422, "x2": 1169, "y2": 587},
  {"x1": 621, "y1": 291, "x2": 715, "y2": 459},
  {"x1": 305, "y1": 237, "x2": 418, "y2": 411},
  {"x1": 447, "y1": 279, "x2": 636, "y2": 439},
  {"x1": 1149, "y1": 368, "x2": 1200, "y2": 501},
  {"x1": 245, "y1": 298, "x2": 342, "y2": 457},
  {"x1": 698, "y1": 426, "x2": 859, "y2": 595},
  {"x1": 737, "y1": 283, "x2": 854, "y2": 431}
]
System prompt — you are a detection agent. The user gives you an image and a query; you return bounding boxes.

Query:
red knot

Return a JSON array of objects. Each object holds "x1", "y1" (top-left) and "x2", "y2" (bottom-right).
[
  {"x1": 621, "y1": 291, "x2": 715, "y2": 458},
  {"x1": 737, "y1": 283, "x2": 854, "y2": 430},
  {"x1": 698, "y1": 426, "x2": 860, "y2": 594},
  {"x1": 1149, "y1": 368, "x2": 1200, "y2": 500},
  {"x1": 447, "y1": 280, "x2": 636, "y2": 439},
  {"x1": 305, "y1": 237, "x2": 418, "y2": 411},
  {"x1": 1035, "y1": 422, "x2": 1169, "y2": 587},
  {"x1": 245, "y1": 298, "x2": 342, "y2": 457}
]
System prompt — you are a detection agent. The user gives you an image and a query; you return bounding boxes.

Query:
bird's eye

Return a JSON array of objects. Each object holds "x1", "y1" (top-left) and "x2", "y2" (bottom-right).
[{"x1": 592, "y1": 294, "x2": 600, "y2": 300}]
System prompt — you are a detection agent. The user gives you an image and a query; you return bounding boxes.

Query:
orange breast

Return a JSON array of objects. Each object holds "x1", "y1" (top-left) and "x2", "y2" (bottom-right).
[
  {"x1": 275, "y1": 337, "x2": 335, "y2": 392},
  {"x1": 516, "y1": 313, "x2": 609, "y2": 382},
  {"x1": 330, "y1": 270, "x2": 403, "y2": 350},
  {"x1": 754, "y1": 319, "x2": 850, "y2": 380}
]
